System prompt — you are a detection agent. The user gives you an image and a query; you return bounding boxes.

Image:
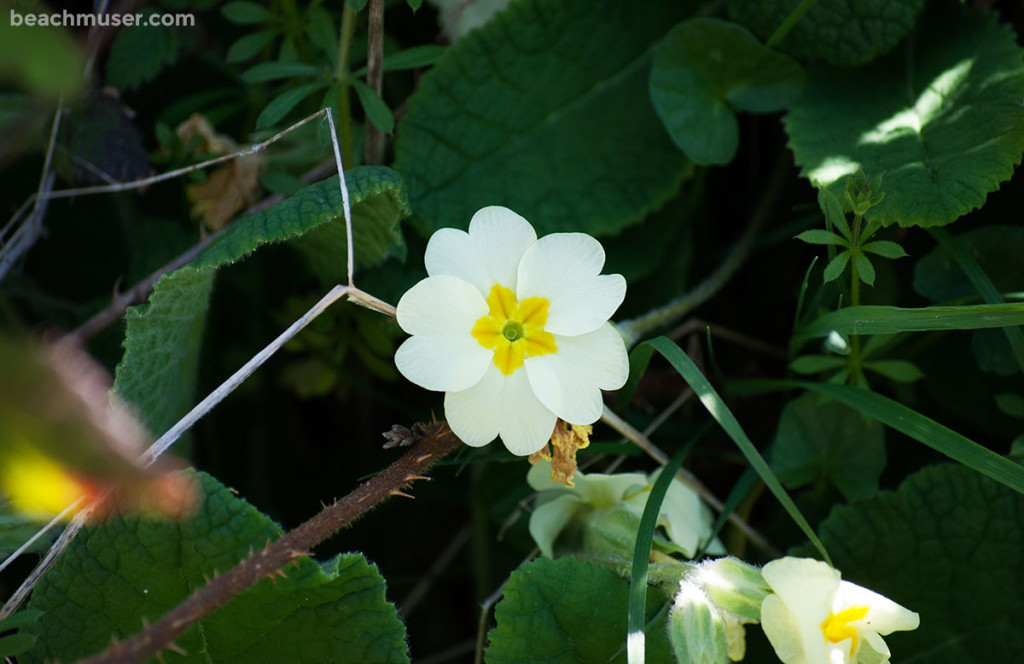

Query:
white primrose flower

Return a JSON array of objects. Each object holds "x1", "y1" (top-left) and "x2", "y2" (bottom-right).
[
  {"x1": 760, "y1": 557, "x2": 919, "y2": 664},
  {"x1": 526, "y1": 460, "x2": 722, "y2": 558},
  {"x1": 394, "y1": 206, "x2": 629, "y2": 455}
]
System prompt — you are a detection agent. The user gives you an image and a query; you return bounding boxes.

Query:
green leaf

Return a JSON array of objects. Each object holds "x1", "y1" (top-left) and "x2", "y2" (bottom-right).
[
  {"x1": 256, "y1": 83, "x2": 325, "y2": 128},
  {"x1": 650, "y1": 18, "x2": 803, "y2": 165},
  {"x1": 784, "y1": 5, "x2": 1024, "y2": 228},
  {"x1": 772, "y1": 393, "x2": 886, "y2": 501},
  {"x1": 0, "y1": 634, "x2": 35, "y2": 659},
  {"x1": 381, "y1": 44, "x2": 446, "y2": 72},
  {"x1": 730, "y1": 0, "x2": 926, "y2": 66},
  {"x1": 0, "y1": 609, "x2": 43, "y2": 631},
  {"x1": 352, "y1": 79, "x2": 395, "y2": 133},
  {"x1": 972, "y1": 329, "x2": 1020, "y2": 376},
  {"x1": 822, "y1": 251, "x2": 850, "y2": 282},
  {"x1": 105, "y1": 15, "x2": 179, "y2": 91},
  {"x1": 485, "y1": 557, "x2": 674, "y2": 664},
  {"x1": 24, "y1": 471, "x2": 409, "y2": 663},
  {"x1": 307, "y1": 6, "x2": 338, "y2": 61},
  {"x1": 861, "y1": 240, "x2": 907, "y2": 259},
  {"x1": 1, "y1": 502, "x2": 59, "y2": 556},
  {"x1": 242, "y1": 61, "x2": 321, "y2": 83},
  {"x1": 853, "y1": 251, "x2": 876, "y2": 286},
  {"x1": 995, "y1": 392, "x2": 1024, "y2": 419},
  {"x1": 818, "y1": 186, "x2": 851, "y2": 239},
  {"x1": 798, "y1": 303, "x2": 1024, "y2": 341},
  {"x1": 819, "y1": 464, "x2": 1024, "y2": 662},
  {"x1": 113, "y1": 167, "x2": 408, "y2": 438},
  {"x1": 796, "y1": 229, "x2": 847, "y2": 246},
  {"x1": 863, "y1": 359, "x2": 924, "y2": 383},
  {"x1": 790, "y1": 355, "x2": 847, "y2": 374},
  {"x1": 348, "y1": 0, "x2": 369, "y2": 11},
  {"x1": 394, "y1": 0, "x2": 690, "y2": 238},
  {"x1": 227, "y1": 30, "x2": 278, "y2": 63},
  {"x1": 795, "y1": 381, "x2": 1024, "y2": 496},
  {"x1": 629, "y1": 442, "x2": 693, "y2": 664},
  {"x1": 927, "y1": 227, "x2": 1024, "y2": 377},
  {"x1": 634, "y1": 338, "x2": 831, "y2": 563},
  {"x1": 407, "y1": 0, "x2": 423, "y2": 10},
  {"x1": 222, "y1": 0, "x2": 276, "y2": 24},
  {"x1": 914, "y1": 225, "x2": 1024, "y2": 302}
]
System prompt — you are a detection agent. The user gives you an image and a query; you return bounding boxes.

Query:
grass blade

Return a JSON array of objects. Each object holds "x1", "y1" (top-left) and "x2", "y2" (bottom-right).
[{"x1": 797, "y1": 302, "x2": 1024, "y2": 341}]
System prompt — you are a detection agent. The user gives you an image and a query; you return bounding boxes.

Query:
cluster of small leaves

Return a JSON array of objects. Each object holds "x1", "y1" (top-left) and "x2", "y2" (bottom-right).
[{"x1": 797, "y1": 172, "x2": 905, "y2": 286}]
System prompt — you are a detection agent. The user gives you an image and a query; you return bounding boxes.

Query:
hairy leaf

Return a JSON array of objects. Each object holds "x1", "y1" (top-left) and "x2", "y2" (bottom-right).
[
  {"x1": 394, "y1": 0, "x2": 690, "y2": 237},
  {"x1": 820, "y1": 464, "x2": 1024, "y2": 663},
  {"x1": 729, "y1": 0, "x2": 926, "y2": 66},
  {"x1": 24, "y1": 471, "x2": 409, "y2": 664},
  {"x1": 650, "y1": 18, "x2": 803, "y2": 165},
  {"x1": 772, "y1": 393, "x2": 885, "y2": 501},
  {"x1": 785, "y1": 5, "x2": 1024, "y2": 227},
  {"x1": 485, "y1": 556, "x2": 674, "y2": 664},
  {"x1": 113, "y1": 167, "x2": 408, "y2": 438}
]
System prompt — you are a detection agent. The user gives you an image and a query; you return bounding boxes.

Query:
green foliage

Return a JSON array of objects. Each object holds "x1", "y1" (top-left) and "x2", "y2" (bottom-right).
[
  {"x1": 914, "y1": 225, "x2": 1024, "y2": 302},
  {"x1": 485, "y1": 556, "x2": 674, "y2": 664},
  {"x1": 394, "y1": 0, "x2": 690, "y2": 238},
  {"x1": 105, "y1": 12, "x2": 180, "y2": 91},
  {"x1": 785, "y1": 4, "x2": 1024, "y2": 227},
  {"x1": 729, "y1": 0, "x2": 926, "y2": 66},
  {"x1": 772, "y1": 393, "x2": 885, "y2": 501},
  {"x1": 820, "y1": 463, "x2": 1024, "y2": 662},
  {"x1": 113, "y1": 167, "x2": 408, "y2": 437},
  {"x1": 0, "y1": 609, "x2": 42, "y2": 659},
  {"x1": 24, "y1": 471, "x2": 409, "y2": 663},
  {"x1": 650, "y1": 18, "x2": 804, "y2": 165},
  {"x1": 798, "y1": 303, "x2": 1024, "y2": 341}
]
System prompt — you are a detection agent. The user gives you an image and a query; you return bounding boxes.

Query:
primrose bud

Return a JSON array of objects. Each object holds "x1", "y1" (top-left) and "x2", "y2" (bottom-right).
[
  {"x1": 695, "y1": 557, "x2": 771, "y2": 622},
  {"x1": 669, "y1": 581, "x2": 729, "y2": 664}
]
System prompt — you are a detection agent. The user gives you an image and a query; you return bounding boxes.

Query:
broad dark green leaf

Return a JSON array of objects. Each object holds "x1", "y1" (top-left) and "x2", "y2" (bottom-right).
[
  {"x1": 820, "y1": 464, "x2": 1024, "y2": 663},
  {"x1": 485, "y1": 556, "x2": 674, "y2": 664},
  {"x1": 394, "y1": 0, "x2": 690, "y2": 237},
  {"x1": 785, "y1": 5, "x2": 1024, "y2": 227},
  {"x1": 650, "y1": 18, "x2": 803, "y2": 165},
  {"x1": 772, "y1": 393, "x2": 885, "y2": 501},
  {"x1": 25, "y1": 471, "x2": 409, "y2": 664},
  {"x1": 914, "y1": 226, "x2": 1024, "y2": 302},
  {"x1": 796, "y1": 381, "x2": 1024, "y2": 496},
  {"x1": 729, "y1": 0, "x2": 926, "y2": 66},
  {"x1": 113, "y1": 167, "x2": 408, "y2": 438}
]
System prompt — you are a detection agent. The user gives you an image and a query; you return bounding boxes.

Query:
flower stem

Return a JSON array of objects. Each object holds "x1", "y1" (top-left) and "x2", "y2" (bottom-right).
[
  {"x1": 848, "y1": 214, "x2": 863, "y2": 384},
  {"x1": 766, "y1": 0, "x2": 819, "y2": 48}
]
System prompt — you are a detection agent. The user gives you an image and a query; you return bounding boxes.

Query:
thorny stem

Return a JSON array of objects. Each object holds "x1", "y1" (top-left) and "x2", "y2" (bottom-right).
[
  {"x1": 617, "y1": 156, "x2": 791, "y2": 347},
  {"x1": 72, "y1": 424, "x2": 462, "y2": 664}
]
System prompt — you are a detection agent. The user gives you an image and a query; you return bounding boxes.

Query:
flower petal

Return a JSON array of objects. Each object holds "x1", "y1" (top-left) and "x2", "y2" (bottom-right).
[
  {"x1": 516, "y1": 232, "x2": 626, "y2": 336},
  {"x1": 653, "y1": 471, "x2": 710, "y2": 557},
  {"x1": 395, "y1": 334, "x2": 490, "y2": 392},
  {"x1": 836, "y1": 580, "x2": 920, "y2": 635},
  {"x1": 760, "y1": 595, "x2": 807, "y2": 664},
  {"x1": 444, "y1": 363, "x2": 556, "y2": 455},
  {"x1": 528, "y1": 493, "x2": 582, "y2": 558},
  {"x1": 524, "y1": 323, "x2": 628, "y2": 424},
  {"x1": 396, "y1": 274, "x2": 487, "y2": 336},
  {"x1": 762, "y1": 557, "x2": 840, "y2": 664},
  {"x1": 424, "y1": 206, "x2": 537, "y2": 295}
]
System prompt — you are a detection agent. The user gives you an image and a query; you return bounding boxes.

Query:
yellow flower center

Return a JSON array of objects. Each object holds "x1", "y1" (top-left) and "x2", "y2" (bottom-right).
[
  {"x1": 821, "y1": 605, "x2": 869, "y2": 654},
  {"x1": 471, "y1": 284, "x2": 557, "y2": 375}
]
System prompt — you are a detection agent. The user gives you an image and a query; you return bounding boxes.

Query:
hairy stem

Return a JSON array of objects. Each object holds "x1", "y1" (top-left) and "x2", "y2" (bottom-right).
[{"x1": 73, "y1": 424, "x2": 462, "y2": 664}]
